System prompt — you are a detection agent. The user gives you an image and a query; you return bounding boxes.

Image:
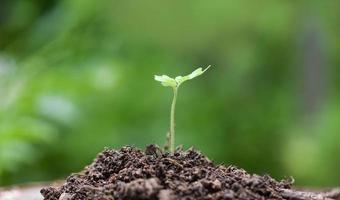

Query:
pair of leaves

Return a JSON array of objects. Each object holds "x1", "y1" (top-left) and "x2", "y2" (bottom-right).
[{"x1": 154, "y1": 65, "x2": 211, "y2": 88}]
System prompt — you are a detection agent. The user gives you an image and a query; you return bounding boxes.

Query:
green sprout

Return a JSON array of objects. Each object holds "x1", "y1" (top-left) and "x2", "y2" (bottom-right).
[{"x1": 154, "y1": 65, "x2": 211, "y2": 153}]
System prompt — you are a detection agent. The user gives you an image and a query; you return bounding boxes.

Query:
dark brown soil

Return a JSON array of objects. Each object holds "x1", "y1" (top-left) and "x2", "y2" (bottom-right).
[{"x1": 41, "y1": 145, "x2": 340, "y2": 200}]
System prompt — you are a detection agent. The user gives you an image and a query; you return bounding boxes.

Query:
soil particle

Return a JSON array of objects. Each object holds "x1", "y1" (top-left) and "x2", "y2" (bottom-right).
[{"x1": 41, "y1": 145, "x2": 340, "y2": 200}]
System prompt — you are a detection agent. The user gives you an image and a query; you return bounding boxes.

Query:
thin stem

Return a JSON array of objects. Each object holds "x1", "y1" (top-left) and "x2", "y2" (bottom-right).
[{"x1": 170, "y1": 87, "x2": 178, "y2": 153}]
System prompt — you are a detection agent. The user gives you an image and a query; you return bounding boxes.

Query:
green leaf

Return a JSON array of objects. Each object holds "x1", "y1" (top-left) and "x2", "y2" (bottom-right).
[
  {"x1": 175, "y1": 65, "x2": 211, "y2": 86},
  {"x1": 154, "y1": 75, "x2": 177, "y2": 87},
  {"x1": 154, "y1": 65, "x2": 211, "y2": 88}
]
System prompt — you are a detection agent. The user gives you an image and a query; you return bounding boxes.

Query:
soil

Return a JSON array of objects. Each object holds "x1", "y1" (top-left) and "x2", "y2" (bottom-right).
[{"x1": 41, "y1": 145, "x2": 340, "y2": 200}]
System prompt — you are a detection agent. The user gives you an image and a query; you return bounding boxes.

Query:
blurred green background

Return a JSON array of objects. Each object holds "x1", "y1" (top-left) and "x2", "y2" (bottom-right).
[{"x1": 1, "y1": 0, "x2": 340, "y2": 187}]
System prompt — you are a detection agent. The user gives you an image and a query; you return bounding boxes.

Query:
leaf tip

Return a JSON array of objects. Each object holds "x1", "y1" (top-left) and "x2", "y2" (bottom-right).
[{"x1": 204, "y1": 65, "x2": 211, "y2": 72}]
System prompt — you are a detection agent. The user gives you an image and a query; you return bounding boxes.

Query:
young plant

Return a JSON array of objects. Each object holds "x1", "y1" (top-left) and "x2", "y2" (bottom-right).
[{"x1": 154, "y1": 65, "x2": 211, "y2": 153}]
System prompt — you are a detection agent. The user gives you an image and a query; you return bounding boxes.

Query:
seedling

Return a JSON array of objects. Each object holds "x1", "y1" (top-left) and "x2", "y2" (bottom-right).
[{"x1": 154, "y1": 65, "x2": 211, "y2": 153}]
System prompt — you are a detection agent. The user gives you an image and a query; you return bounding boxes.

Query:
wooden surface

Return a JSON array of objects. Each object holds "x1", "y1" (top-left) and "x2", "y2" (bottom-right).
[
  {"x1": 0, "y1": 185, "x2": 42, "y2": 200},
  {"x1": 0, "y1": 182, "x2": 63, "y2": 200},
  {"x1": 1, "y1": 183, "x2": 339, "y2": 200}
]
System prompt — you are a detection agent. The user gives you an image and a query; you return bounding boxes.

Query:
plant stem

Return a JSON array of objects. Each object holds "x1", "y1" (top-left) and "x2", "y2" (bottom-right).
[{"x1": 170, "y1": 87, "x2": 178, "y2": 153}]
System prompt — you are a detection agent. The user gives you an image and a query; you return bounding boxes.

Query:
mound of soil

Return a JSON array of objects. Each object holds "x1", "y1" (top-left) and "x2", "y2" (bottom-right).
[{"x1": 41, "y1": 145, "x2": 340, "y2": 200}]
